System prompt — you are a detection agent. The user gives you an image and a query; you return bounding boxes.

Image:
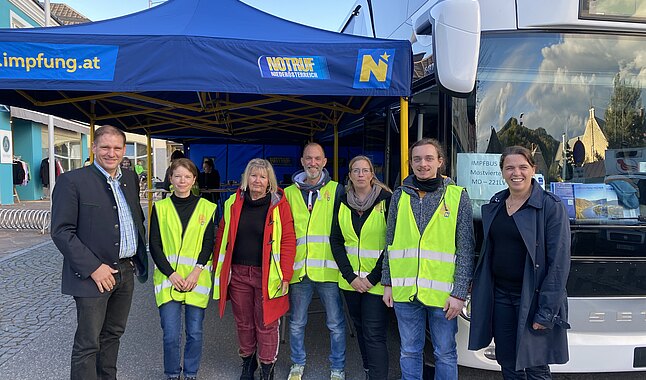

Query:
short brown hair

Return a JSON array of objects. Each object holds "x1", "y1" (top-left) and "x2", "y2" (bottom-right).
[
  {"x1": 499, "y1": 146, "x2": 536, "y2": 170},
  {"x1": 170, "y1": 158, "x2": 198, "y2": 178},
  {"x1": 94, "y1": 125, "x2": 125, "y2": 146},
  {"x1": 302, "y1": 142, "x2": 325, "y2": 158}
]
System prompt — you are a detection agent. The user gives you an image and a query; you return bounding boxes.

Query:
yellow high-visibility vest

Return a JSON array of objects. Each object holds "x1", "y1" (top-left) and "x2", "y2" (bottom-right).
[
  {"x1": 337, "y1": 200, "x2": 386, "y2": 295},
  {"x1": 213, "y1": 193, "x2": 287, "y2": 300},
  {"x1": 388, "y1": 186, "x2": 463, "y2": 307},
  {"x1": 284, "y1": 181, "x2": 339, "y2": 283},
  {"x1": 153, "y1": 197, "x2": 216, "y2": 308}
]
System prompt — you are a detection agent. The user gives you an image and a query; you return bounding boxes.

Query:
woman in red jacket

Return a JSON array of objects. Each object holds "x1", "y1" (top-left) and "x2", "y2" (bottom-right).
[{"x1": 213, "y1": 158, "x2": 296, "y2": 380}]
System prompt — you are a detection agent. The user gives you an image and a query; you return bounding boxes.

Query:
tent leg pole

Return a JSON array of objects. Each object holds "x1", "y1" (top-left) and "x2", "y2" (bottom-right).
[
  {"x1": 89, "y1": 101, "x2": 95, "y2": 163},
  {"x1": 48, "y1": 115, "x2": 55, "y2": 209},
  {"x1": 146, "y1": 132, "x2": 153, "y2": 235},
  {"x1": 400, "y1": 97, "x2": 409, "y2": 184},
  {"x1": 333, "y1": 123, "x2": 339, "y2": 182},
  {"x1": 417, "y1": 112, "x2": 424, "y2": 141}
]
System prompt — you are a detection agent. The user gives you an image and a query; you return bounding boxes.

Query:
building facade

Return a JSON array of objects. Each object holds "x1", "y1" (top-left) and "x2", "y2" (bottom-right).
[{"x1": 0, "y1": 1, "x2": 170, "y2": 204}]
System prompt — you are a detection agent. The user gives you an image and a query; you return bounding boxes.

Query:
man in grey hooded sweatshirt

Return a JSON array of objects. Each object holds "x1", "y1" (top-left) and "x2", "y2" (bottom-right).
[{"x1": 283, "y1": 142, "x2": 346, "y2": 380}]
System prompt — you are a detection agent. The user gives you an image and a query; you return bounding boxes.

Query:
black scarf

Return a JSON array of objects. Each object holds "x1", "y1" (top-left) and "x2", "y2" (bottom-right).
[{"x1": 412, "y1": 176, "x2": 442, "y2": 193}]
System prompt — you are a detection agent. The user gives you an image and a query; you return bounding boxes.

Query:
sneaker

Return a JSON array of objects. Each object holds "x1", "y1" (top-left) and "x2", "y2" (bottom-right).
[
  {"x1": 330, "y1": 369, "x2": 345, "y2": 380},
  {"x1": 288, "y1": 364, "x2": 305, "y2": 380}
]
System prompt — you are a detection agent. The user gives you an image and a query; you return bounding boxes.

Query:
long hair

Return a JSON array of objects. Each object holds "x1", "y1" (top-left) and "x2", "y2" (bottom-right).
[
  {"x1": 346, "y1": 155, "x2": 392, "y2": 193},
  {"x1": 408, "y1": 137, "x2": 446, "y2": 175},
  {"x1": 240, "y1": 158, "x2": 278, "y2": 194}
]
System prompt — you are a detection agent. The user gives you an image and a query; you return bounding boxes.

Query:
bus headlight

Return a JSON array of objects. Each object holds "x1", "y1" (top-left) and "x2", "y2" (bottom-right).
[{"x1": 460, "y1": 294, "x2": 471, "y2": 320}]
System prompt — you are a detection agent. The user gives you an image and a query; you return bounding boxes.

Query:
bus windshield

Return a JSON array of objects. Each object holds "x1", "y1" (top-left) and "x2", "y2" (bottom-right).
[{"x1": 461, "y1": 32, "x2": 646, "y2": 225}]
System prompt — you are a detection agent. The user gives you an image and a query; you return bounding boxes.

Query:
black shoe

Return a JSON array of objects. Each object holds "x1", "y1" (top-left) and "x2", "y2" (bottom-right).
[
  {"x1": 260, "y1": 362, "x2": 275, "y2": 380},
  {"x1": 240, "y1": 352, "x2": 258, "y2": 380}
]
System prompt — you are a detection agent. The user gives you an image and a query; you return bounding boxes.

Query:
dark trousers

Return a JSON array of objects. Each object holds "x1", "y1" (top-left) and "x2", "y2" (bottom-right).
[
  {"x1": 493, "y1": 286, "x2": 552, "y2": 380},
  {"x1": 71, "y1": 259, "x2": 135, "y2": 380},
  {"x1": 343, "y1": 290, "x2": 389, "y2": 379}
]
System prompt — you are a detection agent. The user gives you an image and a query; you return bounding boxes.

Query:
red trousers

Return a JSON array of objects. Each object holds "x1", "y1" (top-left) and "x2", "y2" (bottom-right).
[{"x1": 229, "y1": 264, "x2": 280, "y2": 364}]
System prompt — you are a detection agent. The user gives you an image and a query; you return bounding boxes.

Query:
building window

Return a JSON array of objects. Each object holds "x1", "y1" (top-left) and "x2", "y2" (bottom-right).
[
  {"x1": 125, "y1": 142, "x2": 149, "y2": 170},
  {"x1": 54, "y1": 141, "x2": 81, "y2": 171}
]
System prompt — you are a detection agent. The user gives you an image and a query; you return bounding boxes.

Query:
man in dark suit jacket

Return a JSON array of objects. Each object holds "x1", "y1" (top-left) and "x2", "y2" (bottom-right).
[{"x1": 51, "y1": 125, "x2": 148, "y2": 380}]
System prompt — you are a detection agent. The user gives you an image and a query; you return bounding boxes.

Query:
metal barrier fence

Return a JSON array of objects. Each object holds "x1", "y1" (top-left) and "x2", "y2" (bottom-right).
[{"x1": 0, "y1": 209, "x2": 51, "y2": 234}]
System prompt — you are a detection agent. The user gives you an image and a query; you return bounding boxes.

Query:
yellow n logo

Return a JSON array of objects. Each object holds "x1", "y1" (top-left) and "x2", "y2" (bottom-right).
[
  {"x1": 353, "y1": 49, "x2": 394, "y2": 89},
  {"x1": 359, "y1": 54, "x2": 389, "y2": 82}
]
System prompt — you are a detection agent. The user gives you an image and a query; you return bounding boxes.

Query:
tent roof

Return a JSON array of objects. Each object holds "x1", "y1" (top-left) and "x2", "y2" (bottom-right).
[
  {"x1": 42, "y1": 0, "x2": 371, "y2": 42},
  {"x1": 0, "y1": 0, "x2": 411, "y2": 143}
]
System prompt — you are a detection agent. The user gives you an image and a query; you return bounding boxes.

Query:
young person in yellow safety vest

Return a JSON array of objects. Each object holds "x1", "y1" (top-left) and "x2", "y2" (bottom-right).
[
  {"x1": 213, "y1": 159, "x2": 296, "y2": 380},
  {"x1": 284, "y1": 142, "x2": 346, "y2": 380},
  {"x1": 149, "y1": 158, "x2": 217, "y2": 380},
  {"x1": 382, "y1": 138, "x2": 475, "y2": 380},
  {"x1": 330, "y1": 155, "x2": 392, "y2": 380}
]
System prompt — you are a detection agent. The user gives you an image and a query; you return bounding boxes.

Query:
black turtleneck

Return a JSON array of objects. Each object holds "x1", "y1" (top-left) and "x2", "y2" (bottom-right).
[
  {"x1": 232, "y1": 192, "x2": 271, "y2": 267},
  {"x1": 412, "y1": 176, "x2": 442, "y2": 193},
  {"x1": 149, "y1": 194, "x2": 215, "y2": 277}
]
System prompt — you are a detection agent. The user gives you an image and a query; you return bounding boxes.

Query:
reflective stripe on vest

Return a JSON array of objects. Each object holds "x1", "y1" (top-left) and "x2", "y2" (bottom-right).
[
  {"x1": 337, "y1": 200, "x2": 387, "y2": 295},
  {"x1": 388, "y1": 186, "x2": 462, "y2": 307},
  {"x1": 284, "y1": 182, "x2": 339, "y2": 283},
  {"x1": 153, "y1": 197, "x2": 217, "y2": 308},
  {"x1": 213, "y1": 193, "x2": 287, "y2": 300}
]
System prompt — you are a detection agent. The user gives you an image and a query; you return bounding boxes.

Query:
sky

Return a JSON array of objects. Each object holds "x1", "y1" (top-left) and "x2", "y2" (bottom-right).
[{"x1": 57, "y1": 0, "x2": 357, "y2": 31}]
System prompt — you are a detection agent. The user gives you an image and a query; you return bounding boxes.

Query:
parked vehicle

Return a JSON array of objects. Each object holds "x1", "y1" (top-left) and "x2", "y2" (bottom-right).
[{"x1": 340, "y1": 0, "x2": 646, "y2": 373}]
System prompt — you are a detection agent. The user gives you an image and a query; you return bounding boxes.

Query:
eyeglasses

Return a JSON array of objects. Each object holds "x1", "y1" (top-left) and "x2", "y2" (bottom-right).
[{"x1": 351, "y1": 168, "x2": 371, "y2": 175}]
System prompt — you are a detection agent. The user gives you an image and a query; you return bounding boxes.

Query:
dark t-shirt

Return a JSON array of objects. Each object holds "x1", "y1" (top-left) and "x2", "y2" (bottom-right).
[{"x1": 489, "y1": 205, "x2": 527, "y2": 293}]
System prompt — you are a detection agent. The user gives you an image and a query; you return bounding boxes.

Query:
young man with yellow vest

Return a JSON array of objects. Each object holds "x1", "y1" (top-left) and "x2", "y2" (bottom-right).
[
  {"x1": 330, "y1": 156, "x2": 392, "y2": 380},
  {"x1": 284, "y1": 143, "x2": 346, "y2": 380},
  {"x1": 382, "y1": 139, "x2": 475, "y2": 380},
  {"x1": 149, "y1": 158, "x2": 216, "y2": 380}
]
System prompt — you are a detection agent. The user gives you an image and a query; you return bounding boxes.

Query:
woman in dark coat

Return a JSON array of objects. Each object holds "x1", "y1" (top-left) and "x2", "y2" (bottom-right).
[{"x1": 468, "y1": 146, "x2": 571, "y2": 379}]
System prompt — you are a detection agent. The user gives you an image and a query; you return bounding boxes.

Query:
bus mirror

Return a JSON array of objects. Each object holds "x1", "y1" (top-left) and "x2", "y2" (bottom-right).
[{"x1": 416, "y1": 0, "x2": 481, "y2": 97}]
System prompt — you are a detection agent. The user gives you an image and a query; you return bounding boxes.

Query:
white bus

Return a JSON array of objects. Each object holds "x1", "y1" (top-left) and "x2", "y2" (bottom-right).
[{"x1": 341, "y1": 0, "x2": 646, "y2": 373}]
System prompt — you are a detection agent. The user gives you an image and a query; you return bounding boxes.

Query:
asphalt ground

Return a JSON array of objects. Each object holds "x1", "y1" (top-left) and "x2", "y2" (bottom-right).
[{"x1": 0, "y1": 202, "x2": 642, "y2": 379}]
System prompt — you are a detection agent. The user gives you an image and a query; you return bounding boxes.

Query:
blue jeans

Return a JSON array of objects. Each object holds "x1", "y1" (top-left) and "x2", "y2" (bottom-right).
[
  {"x1": 159, "y1": 301, "x2": 205, "y2": 378},
  {"x1": 289, "y1": 277, "x2": 346, "y2": 371},
  {"x1": 394, "y1": 301, "x2": 458, "y2": 380}
]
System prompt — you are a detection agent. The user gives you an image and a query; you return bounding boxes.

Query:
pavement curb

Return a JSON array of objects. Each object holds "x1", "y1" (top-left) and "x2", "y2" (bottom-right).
[{"x1": 0, "y1": 240, "x2": 54, "y2": 264}]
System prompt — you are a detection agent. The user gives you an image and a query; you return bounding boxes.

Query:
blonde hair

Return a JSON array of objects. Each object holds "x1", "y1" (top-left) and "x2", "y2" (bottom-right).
[
  {"x1": 240, "y1": 158, "x2": 278, "y2": 194},
  {"x1": 346, "y1": 155, "x2": 392, "y2": 193}
]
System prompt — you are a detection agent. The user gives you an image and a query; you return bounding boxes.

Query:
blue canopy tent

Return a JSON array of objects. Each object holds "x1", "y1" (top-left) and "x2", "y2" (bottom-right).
[{"x1": 0, "y1": 0, "x2": 412, "y2": 183}]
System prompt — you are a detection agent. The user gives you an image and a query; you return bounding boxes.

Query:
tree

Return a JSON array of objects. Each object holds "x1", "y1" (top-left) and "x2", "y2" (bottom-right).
[{"x1": 603, "y1": 74, "x2": 646, "y2": 148}]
